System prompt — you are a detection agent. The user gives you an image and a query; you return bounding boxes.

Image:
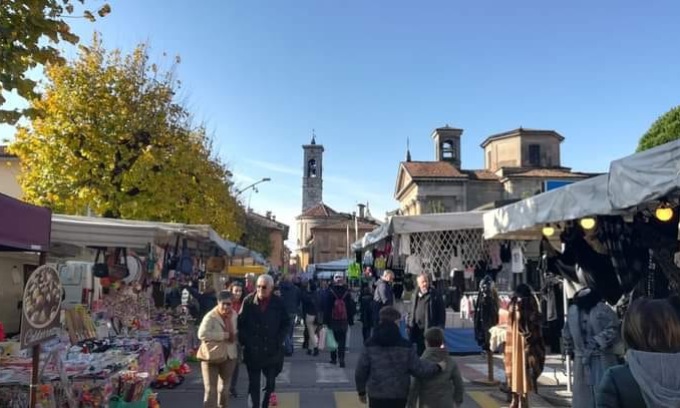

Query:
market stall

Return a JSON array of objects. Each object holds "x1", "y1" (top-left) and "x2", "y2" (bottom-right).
[{"x1": 353, "y1": 211, "x2": 497, "y2": 354}]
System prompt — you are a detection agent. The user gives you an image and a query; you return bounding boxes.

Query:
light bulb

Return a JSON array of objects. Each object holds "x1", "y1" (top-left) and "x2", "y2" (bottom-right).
[
  {"x1": 542, "y1": 226, "x2": 555, "y2": 237},
  {"x1": 655, "y1": 205, "x2": 674, "y2": 222},
  {"x1": 580, "y1": 217, "x2": 596, "y2": 230}
]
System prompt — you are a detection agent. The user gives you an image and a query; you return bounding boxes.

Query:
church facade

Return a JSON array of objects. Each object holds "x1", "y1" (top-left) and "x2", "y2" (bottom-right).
[
  {"x1": 296, "y1": 137, "x2": 379, "y2": 270},
  {"x1": 395, "y1": 126, "x2": 597, "y2": 215}
]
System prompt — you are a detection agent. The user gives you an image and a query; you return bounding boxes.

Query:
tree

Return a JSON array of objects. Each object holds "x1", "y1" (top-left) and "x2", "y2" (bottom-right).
[
  {"x1": 637, "y1": 105, "x2": 680, "y2": 152},
  {"x1": 10, "y1": 35, "x2": 245, "y2": 240},
  {"x1": 1, "y1": 1, "x2": 111, "y2": 124},
  {"x1": 240, "y1": 217, "x2": 273, "y2": 258}
]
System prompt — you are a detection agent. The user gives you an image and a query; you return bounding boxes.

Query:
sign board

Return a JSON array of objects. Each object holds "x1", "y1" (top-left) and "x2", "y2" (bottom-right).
[
  {"x1": 544, "y1": 180, "x2": 574, "y2": 192},
  {"x1": 20, "y1": 265, "x2": 63, "y2": 349}
]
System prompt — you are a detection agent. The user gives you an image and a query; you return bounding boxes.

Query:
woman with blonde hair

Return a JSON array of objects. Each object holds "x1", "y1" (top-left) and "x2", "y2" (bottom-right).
[
  {"x1": 197, "y1": 290, "x2": 239, "y2": 408},
  {"x1": 596, "y1": 297, "x2": 680, "y2": 408}
]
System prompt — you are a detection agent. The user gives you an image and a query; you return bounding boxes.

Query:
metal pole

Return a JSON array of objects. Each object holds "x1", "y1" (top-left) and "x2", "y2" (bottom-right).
[{"x1": 564, "y1": 281, "x2": 572, "y2": 393}]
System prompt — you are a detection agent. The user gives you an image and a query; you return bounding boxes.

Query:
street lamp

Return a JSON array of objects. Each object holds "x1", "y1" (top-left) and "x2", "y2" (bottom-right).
[{"x1": 236, "y1": 177, "x2": 271, "y2": 197}]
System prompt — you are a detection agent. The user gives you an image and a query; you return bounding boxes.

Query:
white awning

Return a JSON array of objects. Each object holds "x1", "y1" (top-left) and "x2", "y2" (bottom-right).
[
  {"x1": 352, "y1": 211, "x2": 485, "y2": 250},
  {"x1": 50, "y1": 215, "x2": 265, "y2": 263},
  {"x1": 312, "y1": 258, "x2": 352, "y2": 272},
  {"x1": 607, "y1": 139, "x2": 680, "y2": 210},
  {"x1": 483, "y1": 175, "x2": 618, "y2": 239}
]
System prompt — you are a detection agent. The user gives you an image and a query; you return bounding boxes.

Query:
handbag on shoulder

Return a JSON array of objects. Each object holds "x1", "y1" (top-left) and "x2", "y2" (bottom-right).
[{"x1": 196, "y1": 340, "x2": 229, "y2": 364}]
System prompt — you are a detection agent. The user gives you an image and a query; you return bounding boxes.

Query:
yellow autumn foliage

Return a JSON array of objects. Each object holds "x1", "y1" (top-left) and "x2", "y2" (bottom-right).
[{"x1": 10, "y1": 34, "x2": 245, "y2": 241}]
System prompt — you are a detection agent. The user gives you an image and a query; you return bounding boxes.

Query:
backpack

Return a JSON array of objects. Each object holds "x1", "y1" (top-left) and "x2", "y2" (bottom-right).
[{"x1": 331, "y1": 290, "x2": 349, "y2": 321}]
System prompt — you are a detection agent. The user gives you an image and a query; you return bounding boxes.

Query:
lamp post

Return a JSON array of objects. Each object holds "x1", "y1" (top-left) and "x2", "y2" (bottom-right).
[{"x1": 235, "y1": 177, "x2": 271, "y2": 197}]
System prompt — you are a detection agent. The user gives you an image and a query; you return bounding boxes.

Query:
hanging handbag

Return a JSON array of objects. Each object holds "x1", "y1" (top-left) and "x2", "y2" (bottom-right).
[
  {"x1": 109, "y1": 247, "x2": 130, "y2": 281},
  {"x1": 92, "y1": 248, "x2": 109, "y2": 278},
  {"x1": 196, "y1": 340, "x2": 229, "y2": 364},
  {"x1": 179, "y1": 239, "x2": 194, "y2": 275},
  {"x1": 167, "y1": 236, "x2": 180, "y2": 270}
]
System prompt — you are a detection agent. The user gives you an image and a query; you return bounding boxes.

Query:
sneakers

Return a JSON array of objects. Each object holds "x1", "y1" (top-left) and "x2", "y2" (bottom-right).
[{"x1": 269, "y1": 393, "x2": 279, "y2": 407}]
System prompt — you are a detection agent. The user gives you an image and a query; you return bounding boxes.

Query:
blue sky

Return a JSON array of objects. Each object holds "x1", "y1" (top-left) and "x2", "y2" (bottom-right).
[{"x1": 2, "y1": 0, "x2": 680, "y2": 247}]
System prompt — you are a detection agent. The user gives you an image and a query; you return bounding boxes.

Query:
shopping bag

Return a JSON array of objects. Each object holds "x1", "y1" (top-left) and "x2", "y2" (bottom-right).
[
  {"x1": 326, "y1": 329, "x2": 338, "y2": 352},
  {"x1": 318, "y1": 327, "x2": 327, "y2": 351}
]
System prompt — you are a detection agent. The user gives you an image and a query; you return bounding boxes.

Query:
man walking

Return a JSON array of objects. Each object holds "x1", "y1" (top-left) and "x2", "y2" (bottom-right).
[
  {"x1": 373, "y1": 270, "x2": 395, "y2": 327},
  {"x1": 238, "y1": 275, "x2": 291, "y2": 408},
  {"x1": 408, "y1": 273, "x2": 446, "y2": 356},
  {"x1": 278, "y1": 274, "x2": 301, "y2": 356},
  {"x1": 323, "y1": 273, "x2": 356, "y2": 367}
]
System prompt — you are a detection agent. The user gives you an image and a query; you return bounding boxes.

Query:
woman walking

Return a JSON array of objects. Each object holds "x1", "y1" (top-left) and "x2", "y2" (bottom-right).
[
  {"x1": 197, "y1": 290, "x2": 239, "y2": 408},
  {"x1": 302, "y1": 280, "x2": 321, "y2": 356},
  {"x1": 228, "y1": 282, "x2": 244, "y2": 398}
]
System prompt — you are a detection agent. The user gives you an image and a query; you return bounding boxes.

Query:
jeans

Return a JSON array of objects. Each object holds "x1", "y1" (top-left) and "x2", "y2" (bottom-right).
[
  {"x1": 201, "y1": 359, "x2": 237, "y2": 408},
  {"x1": 284, "y1": 314, "x2": 296, "y2": 354},
  {"x1": 247, "y1": 364, "x2": 278, "y2": 408},
  {"x1": 330, "y1": 328, "x2": 347, "y2": 363},
  {"x1": 229, "y1": 346, "x2": 242, "y2": 394},
  {"x1": 369, "y1": 398, "x2": 407, "y2": 408},
  {"x1": 362, "y1": 324, "x2": 372, "y2": 343}
]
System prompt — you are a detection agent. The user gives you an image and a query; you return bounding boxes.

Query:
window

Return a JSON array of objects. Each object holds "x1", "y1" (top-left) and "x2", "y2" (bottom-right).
[
  {"x1": 441, "y1": 140, "x2": 457, "y2": 160},
  {"x1": 528, "y1": 144, "x2": 541, "y2": 166},
  {"x1": 307, "y1": 159, "x2": 317, "y2": 178}
]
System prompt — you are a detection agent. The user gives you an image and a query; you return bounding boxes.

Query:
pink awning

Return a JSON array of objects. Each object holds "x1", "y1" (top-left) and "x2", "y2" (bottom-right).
[{"x1": 0, "y1": 193, "x2": 51, "y2": 252}]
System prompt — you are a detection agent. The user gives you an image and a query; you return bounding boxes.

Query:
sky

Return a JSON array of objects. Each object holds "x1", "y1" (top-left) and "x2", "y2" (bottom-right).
[{"x1": 2, "y1": 0, "x2": 680, "y2": 248}]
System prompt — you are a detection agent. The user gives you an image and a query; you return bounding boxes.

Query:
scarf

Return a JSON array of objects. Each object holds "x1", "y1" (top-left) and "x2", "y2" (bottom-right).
[{"x1": 217, "y1": 308, "x2": 235, "y2": 342}]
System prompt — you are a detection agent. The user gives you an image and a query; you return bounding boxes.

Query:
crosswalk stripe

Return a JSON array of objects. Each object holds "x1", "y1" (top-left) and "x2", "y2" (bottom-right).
[
  {"x1": 274, "y1": 392, "x2": 299, "y2": 408},
  {"x1": 316, "y1": 362, "x2": 350, "y2": 383},
  {"x1": 334, "y1": 391, "x2": 366, "y2": 407},
  {"x1": 468, "y1": 391, "x2": 501, "y2": 408}
]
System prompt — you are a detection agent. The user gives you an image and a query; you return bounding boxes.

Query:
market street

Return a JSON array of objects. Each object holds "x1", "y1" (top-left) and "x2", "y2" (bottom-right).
[{"x1": 159, "y1": 324, "x2": 561, "y2": 408}]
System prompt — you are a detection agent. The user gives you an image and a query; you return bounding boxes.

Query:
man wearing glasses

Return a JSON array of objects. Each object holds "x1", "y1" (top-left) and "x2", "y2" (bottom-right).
[{"x1": 238, "y1": 274, "x2": 291, "y2": 408}]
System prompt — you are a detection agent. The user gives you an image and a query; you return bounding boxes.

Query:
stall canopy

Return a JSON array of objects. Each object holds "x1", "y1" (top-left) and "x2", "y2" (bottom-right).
[
  {"x1": 608, "y1": 139, "x2": 680, "y2": 210},
  {"x1": 313, "y1": 258, "x2": 352, "y2": 272},
  {"x1": 352, "y1": 211, "x2": 485, "y2": 251},
  {"x1": 51, "y1": 215, "x2": 266, "y2": 263},
  {"x1": 483, "y1": 174, "x2": 619, "y2": 239},
  {"x1": 0, "y1": 193, "x2": 52, "y2": 251}
]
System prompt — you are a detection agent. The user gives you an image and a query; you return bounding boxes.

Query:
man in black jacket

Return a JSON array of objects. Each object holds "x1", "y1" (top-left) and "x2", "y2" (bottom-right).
[
  {"x1": 372, "y1": 270, "x2": 394, "y2": 327},
  {"x1": 323, "y1": 273, "x2": 356, "y2": 368},
  {"x1": 408, "y1": 273, "x2": 446, "y2": 356},
  {"x1": 238, "y1": 274, "x2": 291, "y2": 408}
]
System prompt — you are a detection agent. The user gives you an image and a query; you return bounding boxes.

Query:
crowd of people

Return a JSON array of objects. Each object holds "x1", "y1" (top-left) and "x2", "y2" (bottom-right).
[{"x1": 191, "y1": 268, "x2": 680, "y2": 408}]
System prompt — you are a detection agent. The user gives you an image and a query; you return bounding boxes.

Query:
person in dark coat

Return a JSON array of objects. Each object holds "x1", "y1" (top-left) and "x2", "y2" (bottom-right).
[
  {"x1": 278, "y1": 274, "x2": 301, "y2": 356},
  {"x1": 359, "y1": 283, "x2": 374, "y2": 343},
  {"x1": 356, "y1": 306, "x2": 445, "y2": 408},
  {"x1": 237, "y1": 274, "x2": 291, "y2": 408},
  {"x1": 301, "y1": 280, "x2": 321, "y2": 356},
  {"x1": 596, "y1": 297, "x2": 680, "y2": 408},
  {"x1": 323, "y1": 273, "x2": 356, "y2": 367},
  {"x1": 372, "y1": 270, "x2": 394, "y2": 327},
  {"x1": 408, "y1": 273, "x2": 446, "y2": 356}
]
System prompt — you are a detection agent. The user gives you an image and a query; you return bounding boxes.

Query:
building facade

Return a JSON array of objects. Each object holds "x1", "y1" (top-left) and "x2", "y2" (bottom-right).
[
  {"x1": 0, "y1": 146, "x2": 22, "y2": 199},
  {"x1": 245, "y1": 210, "x2": 290, "y2": 271},
  {"x1": 395, "y1": 126, "x2": 596, "y2": 215}
]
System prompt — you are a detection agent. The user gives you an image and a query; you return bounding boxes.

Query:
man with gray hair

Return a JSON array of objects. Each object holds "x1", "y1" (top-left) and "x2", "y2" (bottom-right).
[
  {"x1": 408, "y1": 273, "x2": 446, "y2": 356},
  {"x1": 238, "y1": 274, "x2": 291, "y2": 408}
]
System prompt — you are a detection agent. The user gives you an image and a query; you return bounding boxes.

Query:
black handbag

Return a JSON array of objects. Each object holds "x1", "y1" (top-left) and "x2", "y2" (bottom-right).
[
  {"x1": 92, "y1": 248, "x2": 109, "y2": 278},
  {"x1": 109, "y1": 247, "x2": 130, "y2": 281}
]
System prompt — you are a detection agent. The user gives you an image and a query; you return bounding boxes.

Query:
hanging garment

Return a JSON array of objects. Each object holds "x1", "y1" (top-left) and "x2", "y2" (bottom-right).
[
  {"x1": 460, "y1": 296, "x2": 471, "y2": 319},
  {"x1": 450, "y1": 245, "x2": 464, "y2": 271},
  {"x1": 405, "y1": 255, "x2": 423, "y2": 276},
  {"x1": 563, "y1": 301, "x2": 620, "y2": 408},
  {"x1": 488, "y1": 241, "x2": 502, "y2": 269},
  {"x1": 474, "y1": 281, "x2": 500, "y2": 350},
  {"x1": 511, "y1": 246, "x2": 525, "y2": 273},
  {"x1": 504, "y1": 301, "x2": 545, "y2": 398},
  {"x1": 399, "y1": 234, "x2": 411, "y2": 256},
  {"x1": 363, "y1": 250, "x2": 374, "y2": 266},
  {"x1": 500, "y1": 242, "x2": 512, "y2": 263}
]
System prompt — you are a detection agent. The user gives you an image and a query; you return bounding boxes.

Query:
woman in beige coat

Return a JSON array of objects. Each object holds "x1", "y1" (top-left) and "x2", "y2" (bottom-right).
[{"x1": 197, "y1": 290, "x2": 239, "y2": 408}]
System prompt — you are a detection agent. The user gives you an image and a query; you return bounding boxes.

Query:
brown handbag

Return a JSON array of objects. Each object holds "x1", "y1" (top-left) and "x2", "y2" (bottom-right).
[{"x1": 196, "y1": 340, "x2": 229, "y2": 363}]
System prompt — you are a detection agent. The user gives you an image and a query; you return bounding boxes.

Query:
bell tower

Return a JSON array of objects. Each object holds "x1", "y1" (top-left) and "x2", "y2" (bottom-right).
[{"x1": 302, "y1": 133, "x2": 324, "y2": 211}]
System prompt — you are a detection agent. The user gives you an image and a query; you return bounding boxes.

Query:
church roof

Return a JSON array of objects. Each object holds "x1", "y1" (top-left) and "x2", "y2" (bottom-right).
[
  {"x1": 501, "y1": 168, "x2": 593, "y2": 179},
  {"x1": 297, "y1": 202, "x2": 339, "y2": 218},
  {"x1": 402, "y1": 161, "x2": 468, "y2": 179},
  {"x1": 480, "y1": 128, "x2": 564, "y2": 148}
]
